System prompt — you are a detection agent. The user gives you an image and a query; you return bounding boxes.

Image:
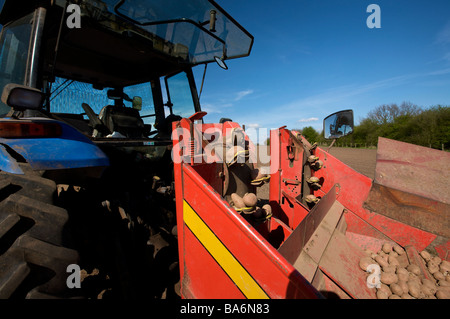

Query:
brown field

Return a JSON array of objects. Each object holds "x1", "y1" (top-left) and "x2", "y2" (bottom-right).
[
  {"x1": 327, "y1": 147, "x2": 377, "y2": 180},
  {"x1": 255, "y1": 146, "x2": 377, "y2": 200}
]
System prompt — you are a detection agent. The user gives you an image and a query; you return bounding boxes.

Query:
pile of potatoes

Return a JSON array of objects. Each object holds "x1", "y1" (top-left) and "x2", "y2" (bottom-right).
[{"x1": 359, "y1": 243, "x2": 450, "y2": 299}]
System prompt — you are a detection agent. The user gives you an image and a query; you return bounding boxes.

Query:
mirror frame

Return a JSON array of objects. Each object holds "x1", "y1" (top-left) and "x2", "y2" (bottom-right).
[
  {"x1": 214, "y1": 56, "x2": 228, "y2": 70},
  {"x1": 323, "y1": 109, "x2": 354, "y2": 139}
]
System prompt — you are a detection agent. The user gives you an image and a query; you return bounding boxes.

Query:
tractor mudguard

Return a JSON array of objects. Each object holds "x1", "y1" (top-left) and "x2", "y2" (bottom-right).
[
  {"x1": 0, "y1": 118, "x2": 109, "y2": 173},
  {"x1": 0, "y1": 143, "x2": 23, "y2": 174}
]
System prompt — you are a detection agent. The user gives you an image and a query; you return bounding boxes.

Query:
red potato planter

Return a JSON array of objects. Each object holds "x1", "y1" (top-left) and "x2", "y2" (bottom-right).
[{"x1": 173, "y1": 112, "x2": 449, "y2": 299}]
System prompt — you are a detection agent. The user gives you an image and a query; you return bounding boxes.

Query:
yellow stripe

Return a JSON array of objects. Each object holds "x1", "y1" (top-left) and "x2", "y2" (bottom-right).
[{"x1": 183, "y1": 200, "x2": 269, "y2": 299}]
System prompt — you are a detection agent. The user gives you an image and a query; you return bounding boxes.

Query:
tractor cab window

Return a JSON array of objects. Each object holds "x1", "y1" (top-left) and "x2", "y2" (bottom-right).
[
  {"x1": 164, "y1": 71, "x2": 198, "y2": 119},
  {"x1": 0, "y1": 13, "x2": 33, "y2": 116},
  {"x1": 123, "y1": 82, "x2": 155, "y2": 127},
  {"x1": 48, "y1": 78, "x2": 156, "y2": 137},
  {"x1": 49, "y1": 78, "x2": 155, "y2": 126}
]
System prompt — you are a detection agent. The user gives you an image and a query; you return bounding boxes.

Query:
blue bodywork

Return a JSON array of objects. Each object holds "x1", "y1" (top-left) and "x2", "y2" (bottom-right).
[{"x1": 0, "y1": 117, "x2": 109, "y2": 174}]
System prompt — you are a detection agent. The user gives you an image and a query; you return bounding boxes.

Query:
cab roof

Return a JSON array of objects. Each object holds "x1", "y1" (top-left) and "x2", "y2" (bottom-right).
[{"x1": 0, "y1": 0, "x2": 253, "y2": 88}]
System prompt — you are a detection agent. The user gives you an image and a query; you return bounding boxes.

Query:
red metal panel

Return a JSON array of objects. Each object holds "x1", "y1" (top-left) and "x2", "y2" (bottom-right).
[
  {"x1": 374, "y1": 137, "x2": 450, "y2": 204},
  {"x1": 182, "y1": 226, "x2": 245, "y2": 299},
  {"x1": 181, "y1": 164, "x2": 322, "y2": 299},
  {"x1": 434, "y1": 240, "x2": 450, "y2": 261},
  {"x1": 269, "y1": 129, "x2": 309, "y2": 229},
  {"x1": 313, "y1": 146, "x2": 437, "y2": 251},
  {"x1": 269, "y1": 129, "x2": 282, "y2": 215},
  {"x1": 319, "y1": 232, "x2": 376, "y2": 299}
]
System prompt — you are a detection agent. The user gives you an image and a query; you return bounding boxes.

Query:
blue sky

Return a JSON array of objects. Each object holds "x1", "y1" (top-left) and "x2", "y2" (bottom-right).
[{"x1": 194, "y1": 0, "x2": 450, "y2": 139}]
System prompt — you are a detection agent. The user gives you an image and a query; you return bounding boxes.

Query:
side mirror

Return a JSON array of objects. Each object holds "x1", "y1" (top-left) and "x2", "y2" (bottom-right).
[
  {"x1": 1, "y1": 84, "x2": 45, "y2": 111},
  {"x1": 214, "y1": 56, "x2": 228, "y2": 70},
  {"x1": 323, "y1": 109, "x2": 354, "y2": 139}
]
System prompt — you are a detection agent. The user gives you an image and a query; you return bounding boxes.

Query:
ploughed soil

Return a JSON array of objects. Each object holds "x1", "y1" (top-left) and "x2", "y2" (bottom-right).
[
  {"x1": 327, "y1": 147, "x2": 377, "y2": 180},
  {"x1": 255, "y1": 146, "x2": 377, "y2": 200}
]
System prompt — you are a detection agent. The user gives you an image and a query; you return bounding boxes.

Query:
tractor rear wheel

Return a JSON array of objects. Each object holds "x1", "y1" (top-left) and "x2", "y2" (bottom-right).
[{"x1": 0, "y1": 165, "x2": 79, "y2": 298}]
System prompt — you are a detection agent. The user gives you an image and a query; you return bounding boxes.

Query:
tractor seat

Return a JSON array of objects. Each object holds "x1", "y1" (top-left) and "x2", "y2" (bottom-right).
[{"x1": 99, "y1": 105, "x2": 150, "y2": 138}]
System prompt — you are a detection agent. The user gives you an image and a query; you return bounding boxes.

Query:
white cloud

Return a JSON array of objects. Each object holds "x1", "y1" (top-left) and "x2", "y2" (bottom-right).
[
  {"x1": 246, "y1": 123, "x2": 260, "y2": 128},
  {"x1": 427, "y1": 67, "x2": 450, "y2": 76},
  {"x1": 435, "y1": 21, "x2": 450, "y2": 45},
  {"x1": 299, "y1": 117, "x2": 319, "y2": 123},
  {"x1": 201, "y1": 102, "x2": 233, "y2": 114},
  {"x1": 278, "y1": 73, "x2": 421, "y2": 112},
  {"x1": 235, "y1": 89, "x2": 254, "y2": 101}
]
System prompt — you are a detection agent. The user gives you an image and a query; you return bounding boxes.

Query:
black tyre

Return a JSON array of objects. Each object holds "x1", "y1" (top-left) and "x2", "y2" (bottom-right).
[{"x1": 0, "y1": 166, "x2": 79, "y2": 298}]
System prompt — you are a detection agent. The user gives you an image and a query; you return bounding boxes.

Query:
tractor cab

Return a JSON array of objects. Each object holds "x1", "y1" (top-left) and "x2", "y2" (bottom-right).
[
  {"x1": 0, "y1": 0, "x2": 253, "y2": 164},
  {"x1": 0, "y1": 0, "x2": 255, "y2": 299}
]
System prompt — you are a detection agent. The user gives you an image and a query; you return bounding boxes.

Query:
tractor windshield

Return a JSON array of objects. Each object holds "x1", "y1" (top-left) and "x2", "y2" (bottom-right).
[
  {"x1": 0, "y1": 12, "x2": 33, "y2": 116},
  {"x1": 103, "y1": 0, "x2": 253, "y2": 65}
]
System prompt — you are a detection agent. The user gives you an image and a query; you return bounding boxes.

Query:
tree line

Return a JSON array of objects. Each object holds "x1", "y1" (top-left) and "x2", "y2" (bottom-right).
[{"x1": 300, "y1": 102, "x2": 450, "y2": 150}]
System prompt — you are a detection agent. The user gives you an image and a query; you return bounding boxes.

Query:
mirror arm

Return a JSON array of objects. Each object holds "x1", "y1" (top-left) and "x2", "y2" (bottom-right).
[{"x1": 326, "y1": 139, "x2": 336, "y2": 153}]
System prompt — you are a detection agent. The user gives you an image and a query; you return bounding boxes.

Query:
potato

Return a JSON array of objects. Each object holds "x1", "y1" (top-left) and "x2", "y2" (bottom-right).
[
  {"x1": 377, "y1": 251, "x2": 389, "y2": 263},
  {"x1": 359, "y1": 256, "x2": 375, "y2": 272},
  {"x1": 421, "y1": 284, "x2": 437, "y2": 297},
  {"x1": 427, "y1": 261, "x2": 440, "y2": 274},
  {"x1": 376, "y1": 290, "x2": 389, "y2": 299},
  {"x1": 388, "y1": 255, "x2": 400, "y2": 267},
  {"x1": 398, "y1": 280, "x2": 409, "y2": 295},
  {"x1": 231, "y1": 193, "x2": 245, "y2": 209},
  {"x1": 389, "y1": 251, "x2": 399, "y2": 258},
  {"x1": 421, "y1": 278, "x2": 436, "y2": 288},
  {"x1": 433, "y1": 271, "x2": 445, "y2": 281},
  {"x1": 377, "y1": 283, "x2": 392, "y2": 297},
  {"x1": 424, "y1": 294, "x2": 437, "y2": 299},
  {"x1": 446, "y1": 275, "x2": 450, "y2": 282},
  {"x1": 438, "y1": 279, "x2": 450, "y2": 287},
  {"x1": 389, "y1": 294, "x2": 402, "y2": 299},
  {"x1": 364, "y1": 249, "x2": 375, "y2": 256},
  {"x1": 436, "y1": 290, "x2": 450, "y2": 299},
  {"x1": 383, "y1": 265, "x2": 396, "y2": 274},
  {"x1": 375, "y1": 255, "x2": 389, "y2": 268},
  {"x1": 382, "y1": 243, "x2": 393, "y2": 253},
  {"x1": 262, "y1": 204, "x2": 272, "y2": 216},
  {"x1": 380, "y1": 272, "x2": 398, "y2": 285},
  {"x1": 407, "y1": 264, "x2": 421, "y2": 276},
  {"x1": 393, "y1": 245, "x2": 405, "y2": 255},
  {"x1": 407, "y1": 282, "x2": 421, "y2": 298},
  {"x1": 401, "y1": 293, "x2": 414, "y2": 299},
  {"x1": 242, "y1": 193, "x2": 257, "y2": 207},
  {"x1": 419, "y1": 250, "x2": 432, "y2": 262},
  {"x1": 408, "y1": 273, "x2": 421, "y2": 286},
  {"x1": 390, "y1": 283, "x2": 404, "y2": 296},
  {"x1": 430, "y1": 256, "x2": 442, "y2": 266},
  {"x1": 436, "y1": 285, "x2": 450, "y2": 293},
  {"x1": 440, "y1": 260, "x2": 450, "y2": 275},
  {"x1": 396, "y1": 268, "x2": 409, "y2": 282}
]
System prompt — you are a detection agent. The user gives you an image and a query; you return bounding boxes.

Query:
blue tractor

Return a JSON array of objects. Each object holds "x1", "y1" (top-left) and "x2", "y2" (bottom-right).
[{"x1": 0, "y1": 0, "x2": 253, "y2": 298}]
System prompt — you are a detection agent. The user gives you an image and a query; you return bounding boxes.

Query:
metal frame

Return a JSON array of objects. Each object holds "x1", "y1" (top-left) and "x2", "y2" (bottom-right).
[
  {"x1": 25, "y1": 7, "x2": 46, "y2": 88},
  {"x1": 113, "y1": 0, "x2": 254, "y2": 62}
]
